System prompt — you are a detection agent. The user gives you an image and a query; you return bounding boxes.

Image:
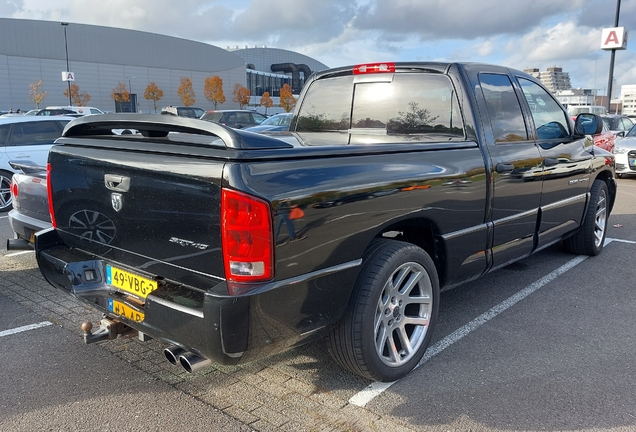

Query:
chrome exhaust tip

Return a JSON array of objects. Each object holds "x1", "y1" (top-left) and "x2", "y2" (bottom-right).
[
  {"x1": 179, "y1": 351, "x2": 213, "y2": 373},
  {"x1": 6, "y1": 238, "x2": 32, "y2": 251},
  {"x1": 163, "y1": 345, "x2": 187, "y2": 365}
]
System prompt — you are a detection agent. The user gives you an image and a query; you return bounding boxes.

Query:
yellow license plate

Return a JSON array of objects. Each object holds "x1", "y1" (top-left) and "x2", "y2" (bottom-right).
[
  {"x1": 106, "y1": 265, "x2": 158, "y2": 299},
  {"x1": 108, "y1": 298, "x2": 144, "y2": 322}
]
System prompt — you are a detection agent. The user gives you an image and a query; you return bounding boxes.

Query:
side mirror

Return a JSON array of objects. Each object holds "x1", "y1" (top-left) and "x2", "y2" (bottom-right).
[
  {"x1": 574, "y1": 113, "x2": 603, "y2": 135},
  {"x1": 616, "y1": 131, "x2": 625, "y2": 138}
]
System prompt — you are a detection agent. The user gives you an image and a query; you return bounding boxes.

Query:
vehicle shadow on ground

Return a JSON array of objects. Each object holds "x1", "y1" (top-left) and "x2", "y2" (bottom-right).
[{"x1": 382, "y1": 217, "x2": 636, "y2": 431}]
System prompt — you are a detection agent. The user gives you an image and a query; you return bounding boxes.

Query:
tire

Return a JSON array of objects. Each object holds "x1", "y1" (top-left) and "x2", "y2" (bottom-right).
[
  {"x1": 0, "y1": 170, "x2": 14, "y2": 212},
  {"x1": 563, "y1": 179, "x2": 609, "y2": 256},
  {"x1": 327, "y1": 239, "x2": 440, "y2": 381}
]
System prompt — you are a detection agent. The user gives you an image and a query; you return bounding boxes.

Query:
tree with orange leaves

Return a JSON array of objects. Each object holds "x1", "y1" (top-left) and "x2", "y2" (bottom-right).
[
  {"x1": 279, "y1": 84, "x2": 296, "y2": 113},
  {"x1": 204, "y1": 76, "x2": 226, "y2": 109},
  {"x1": 232, "y1": 83, "x2": 250, "y2": 109},
  {"x1": 178, "y1": 77, "x2": 196, "y2": 106}
]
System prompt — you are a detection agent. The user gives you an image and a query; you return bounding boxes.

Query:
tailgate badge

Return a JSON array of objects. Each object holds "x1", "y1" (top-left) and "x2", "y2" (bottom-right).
[{"x1": 111, "y1": 193, "x2": 123, "y2": 212}]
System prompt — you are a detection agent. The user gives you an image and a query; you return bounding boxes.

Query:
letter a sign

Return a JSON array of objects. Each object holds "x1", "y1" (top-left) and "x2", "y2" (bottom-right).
[
  {"x1": 601, "y1": 27, "x2": 628, "y2": 50},
  {"x1": 62, "y1": 71, "x2": 75, "y2": 82}
]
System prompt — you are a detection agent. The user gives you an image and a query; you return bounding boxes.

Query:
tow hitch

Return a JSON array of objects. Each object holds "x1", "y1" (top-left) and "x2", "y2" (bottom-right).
[{"x1": 81, "y1": 317, "x2": 137, "y2": 344}]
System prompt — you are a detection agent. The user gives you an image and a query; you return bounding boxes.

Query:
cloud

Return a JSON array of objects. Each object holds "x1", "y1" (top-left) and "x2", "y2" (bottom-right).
[{"x1": 352, "y1": 0, "x2": 586, "y2": 41}]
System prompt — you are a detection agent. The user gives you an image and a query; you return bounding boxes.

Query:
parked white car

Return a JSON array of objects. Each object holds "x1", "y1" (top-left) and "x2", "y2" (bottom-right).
[
  {"x1": 613, "y1": 125, "x2": 636, "y2": 178},
  {"x1": 0, "y1": 116, "x2": 74, "y2": 211},
  {"x1": 44, "y1": 106, "x2": 104, "y2": 115}
]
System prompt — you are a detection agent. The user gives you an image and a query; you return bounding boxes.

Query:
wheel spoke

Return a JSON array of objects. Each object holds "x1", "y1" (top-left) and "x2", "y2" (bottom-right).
[
  {"x1": 397, "y1": 326, "x2": 413, "y2": 357},
  {"x1": 402, "y1": 316, "x2": 430, "y2": 327},
  {"x1": 386, "y1": 332, "x2": 400, "y2": 363}
]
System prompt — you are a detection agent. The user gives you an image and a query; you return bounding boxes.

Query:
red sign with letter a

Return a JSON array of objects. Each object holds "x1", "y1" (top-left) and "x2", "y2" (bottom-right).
[{"x1": 601, "y1": 27, "x2": 628, "y2": 50}]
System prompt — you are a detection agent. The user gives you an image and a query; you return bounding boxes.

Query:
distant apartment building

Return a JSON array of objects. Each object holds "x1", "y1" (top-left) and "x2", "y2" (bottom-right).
[
  {"x1": 621, "y1": 85, "x2": 636, "y2": 117},
  {"x1": 554, "y1": 88, "x2": 596, "y2": 108},
  {"x1": 524, "y1": 66, "x2": 572, "y2": 93}
]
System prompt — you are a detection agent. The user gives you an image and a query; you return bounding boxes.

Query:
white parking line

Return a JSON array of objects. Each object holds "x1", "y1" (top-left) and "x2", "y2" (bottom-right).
[
  {"x1": 0, "y1": 321, "x2": 52, "y2": 338},
  {"x1": 5, "y1": 250, "x2": 34, "y2": 257},
  {"x1": 350, "y1": 238, "x2": 632, "y2": 407}
]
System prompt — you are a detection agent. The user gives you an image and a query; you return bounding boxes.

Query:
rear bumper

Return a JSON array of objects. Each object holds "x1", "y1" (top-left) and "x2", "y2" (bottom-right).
[
  {"x1": 8, "y1": 209, "x2": 51, "y2": 243},
  {"x1": 35, "y1": 228, "x2": 359, "y2": 365}
]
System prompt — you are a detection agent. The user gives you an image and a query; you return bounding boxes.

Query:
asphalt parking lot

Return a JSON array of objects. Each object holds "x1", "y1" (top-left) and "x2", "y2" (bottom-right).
[{"x1": 1, "y1": 177, "x2": 636, "y2": 432}]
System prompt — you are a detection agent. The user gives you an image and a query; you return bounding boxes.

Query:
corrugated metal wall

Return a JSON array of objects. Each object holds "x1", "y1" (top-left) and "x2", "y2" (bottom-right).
[{"x1": 0, "y1": 19, "x2": 248, "y2": 112}]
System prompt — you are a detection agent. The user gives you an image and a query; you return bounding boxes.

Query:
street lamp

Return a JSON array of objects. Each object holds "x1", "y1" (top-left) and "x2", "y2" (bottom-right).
[
  {"x1": 61, "y1": 22, "x2": 72, "y2": 106},
  {"x1": 126, "y1": 75, "x2": 136, "y2": 112}
]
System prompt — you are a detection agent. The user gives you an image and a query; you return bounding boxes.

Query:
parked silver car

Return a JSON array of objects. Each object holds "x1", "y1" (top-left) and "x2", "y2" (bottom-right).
[
  {"x1": 613, "y1": 125, "x2": 636, "y2": 178},
  {"x1": 6, "y1": 161, "x2": 50, "y2": 249}
]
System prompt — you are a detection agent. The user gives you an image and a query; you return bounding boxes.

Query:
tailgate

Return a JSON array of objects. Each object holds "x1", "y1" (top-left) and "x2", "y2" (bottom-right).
[
  {"x1": 48, "y1": 146, "x2": 226, "y2": 285},
  {"x1": 47, "y1": 114, "x2": 293, "y2": 287}
]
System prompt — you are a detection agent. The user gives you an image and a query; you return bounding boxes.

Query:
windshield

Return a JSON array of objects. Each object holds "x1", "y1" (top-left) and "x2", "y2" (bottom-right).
[
  {"x1": 262, "y1": 114, "x2": 292, "y2": 126},
  {"x1": 627, "y1": 125, "x2": 636, "y2": 138}
]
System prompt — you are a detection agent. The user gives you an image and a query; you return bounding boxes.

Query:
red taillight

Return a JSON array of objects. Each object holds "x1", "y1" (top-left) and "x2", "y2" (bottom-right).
[
  {"x1": 46, "y1": 163, "x2": 57, "y2": 228},
  {"x1": 221, "y1": 188, "x2": 273, "y2": 285},
  {"x1": 10, "y1": 177, "x2": 18, "y2": 199},
  {"x1": 353, "y1": 62, "x2": 395, "y2": 75}
]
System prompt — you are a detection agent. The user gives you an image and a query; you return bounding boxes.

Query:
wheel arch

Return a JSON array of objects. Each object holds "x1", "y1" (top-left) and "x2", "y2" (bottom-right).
[{"x1": 371, "y1": 216, "x2": 447, "y2": 287}]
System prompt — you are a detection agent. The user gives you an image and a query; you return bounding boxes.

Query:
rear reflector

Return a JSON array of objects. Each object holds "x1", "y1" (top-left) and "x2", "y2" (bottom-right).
[
  {"x1": 221, "y1": 188, "x2": 273, "y2": 285},
  {"x1": 46, "y1": 163, "x2": 57, "y2": 228},
  {"x1": 353, "y1": 62, "x2": 395, "y2": 75}
]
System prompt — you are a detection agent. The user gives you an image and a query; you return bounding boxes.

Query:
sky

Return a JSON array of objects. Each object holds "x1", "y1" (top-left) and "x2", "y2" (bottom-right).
[{"x1": 2, "y1": 0, "x2": 635, "y2": 96}]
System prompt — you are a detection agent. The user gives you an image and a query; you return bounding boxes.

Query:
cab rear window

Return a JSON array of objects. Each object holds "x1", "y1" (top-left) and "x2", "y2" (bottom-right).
[{"x1": 294, "y1": 73, "x2": 465, "y2": 144}]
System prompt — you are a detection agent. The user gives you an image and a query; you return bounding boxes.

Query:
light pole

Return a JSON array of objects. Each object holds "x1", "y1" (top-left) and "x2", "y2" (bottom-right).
[
  {"x1": 61, "y1": 22, "x2": 72, "y2": 106},
  {"x1": 126, "y1": 75, "x2": 136, "y2": 112}
]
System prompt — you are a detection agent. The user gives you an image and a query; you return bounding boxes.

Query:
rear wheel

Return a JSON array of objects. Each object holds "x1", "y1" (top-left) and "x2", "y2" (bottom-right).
[
  {"x1": 0, "y1": 170, "x2": 13, "y2": 212},
  {"x1": 328, "y1": 239, "x2": 439, "y2": 381},
  {"x1": 564, "y1": 179, "x2": 608, "y2": 256}
]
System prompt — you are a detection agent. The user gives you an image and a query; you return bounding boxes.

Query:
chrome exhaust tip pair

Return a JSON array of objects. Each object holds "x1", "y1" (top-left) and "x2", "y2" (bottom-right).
[{"x1": 163, "y1": 345, "x2": 213, "y2": 373}]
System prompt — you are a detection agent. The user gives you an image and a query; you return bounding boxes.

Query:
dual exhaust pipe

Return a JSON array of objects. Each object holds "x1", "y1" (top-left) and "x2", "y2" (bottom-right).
[
  {"x1": 164, "y1": 345, "x2": 212, "y2": 373},
  {"x1": 6, "y1": 238, "x2": 33, "y2": 251}
]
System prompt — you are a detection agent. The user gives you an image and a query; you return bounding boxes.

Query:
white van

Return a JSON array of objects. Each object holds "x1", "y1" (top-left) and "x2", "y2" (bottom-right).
[
  {"x1": 568, "y1": 105, "x2": 608, "y2": 116},
  {"x1": 45, "y1": 106, "x2": 104, "y2": 115}
]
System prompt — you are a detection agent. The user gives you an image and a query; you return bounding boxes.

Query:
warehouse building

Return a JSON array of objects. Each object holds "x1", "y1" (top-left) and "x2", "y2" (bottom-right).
[{"x1": 0, "y1": 18, "x2": 328, "y2": 114}]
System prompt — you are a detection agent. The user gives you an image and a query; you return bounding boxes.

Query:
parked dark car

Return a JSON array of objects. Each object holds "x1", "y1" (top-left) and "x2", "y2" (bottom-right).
[
  {"x1": 601, "y1": 114, "x2": 634, "y2": 136},
  {"x1": 160, "y1": 106, "x2": 204, "y2": 118},
  {"x1": 244, "y1": 112, "x2": 293, "y2": 132},
  {"x1": 200, "y1": 110, "x2": 268, "y2": 129}
]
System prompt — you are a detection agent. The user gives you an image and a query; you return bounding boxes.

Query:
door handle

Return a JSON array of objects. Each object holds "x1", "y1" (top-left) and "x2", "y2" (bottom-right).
[
  {"x1": 543, "y1": 157, "x2": 559, "y2": 167},
  {"x1": 495, "y1": 163, "x2": 514, "y2": 174}
]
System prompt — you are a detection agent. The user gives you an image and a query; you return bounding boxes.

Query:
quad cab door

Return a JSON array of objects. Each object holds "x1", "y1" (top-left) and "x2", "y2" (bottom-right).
[
  {"x1": 515, "y1": 77, "x2": 593, "y2": 249},
  {"x1": 477, "y1": 72, "x2": 543, "y2": 269}
]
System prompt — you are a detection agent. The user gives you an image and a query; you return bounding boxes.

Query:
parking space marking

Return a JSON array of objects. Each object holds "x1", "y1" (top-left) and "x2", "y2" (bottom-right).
[
  {"x1": 606, "y1": 237, "x2": 636, "y2": 244},
  {"x1": 5, "y1": 250, "x2": 34, "y2": 257},
  {"x1": 0, "y1": 321, "x2": 52, "y2": 338},
  {"x1": 350, "y1": 252, "x2": 598, "y2": 407}
]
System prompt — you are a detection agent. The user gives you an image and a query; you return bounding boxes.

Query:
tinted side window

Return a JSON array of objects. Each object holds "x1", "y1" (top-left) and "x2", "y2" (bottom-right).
[
  {"x1": 234, "y1": 112, "x2": 252, "y2": 124},
  {"x1": 479, "y1": 73, "x2": 528, "y2": 142},
  {"x1": 518, "y1": 78, "x2": 569, "y2": 140},
  {"x1": 8, "y1": 121, "x2": 62, "y2": 146},
  {"x1": 0, "y1": 124, "x2": 10, "y2": 146}
]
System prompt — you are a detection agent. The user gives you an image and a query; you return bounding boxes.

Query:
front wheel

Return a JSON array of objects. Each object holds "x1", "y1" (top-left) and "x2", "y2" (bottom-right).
[
  {"x1": 327, "y1": 239, "x2": 439, "y2": 381},
  {"x1": 563, "y1": 179, "x2": 608, "y2": 256},
  {"x1": 0, "y1": 170, "x2": 14, "y2": 212}
]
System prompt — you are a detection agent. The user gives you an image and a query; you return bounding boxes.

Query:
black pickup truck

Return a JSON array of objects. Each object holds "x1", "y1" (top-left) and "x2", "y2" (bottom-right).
[{"x1": 36, "y1": 62, "x2": 616, "y2": 382}]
